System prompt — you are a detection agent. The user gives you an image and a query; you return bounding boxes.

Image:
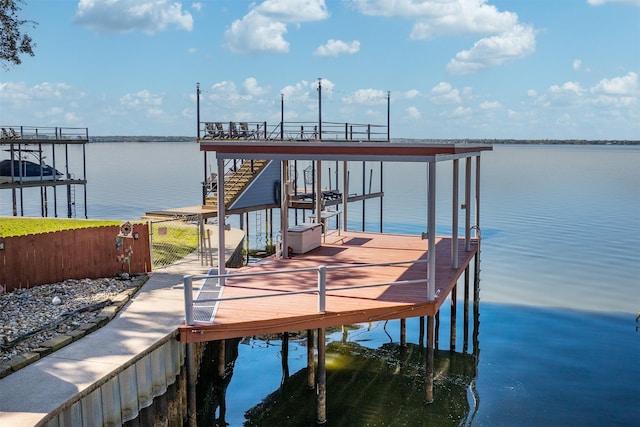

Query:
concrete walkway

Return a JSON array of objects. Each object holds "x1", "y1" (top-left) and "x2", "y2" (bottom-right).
[{"x1": 0, "y1": 227, "x2": 244, "y2": 426}]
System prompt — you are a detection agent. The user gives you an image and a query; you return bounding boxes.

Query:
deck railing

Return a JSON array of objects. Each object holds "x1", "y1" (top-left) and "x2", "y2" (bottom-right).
[
  {"x1": 183, "y1": 258, "x2": 430, "y2": 326},
  {"x1": 199, "y1": 120, "x2": 389, "y2": 142},
  {"x1": 0, "y1": 125, "x2": 89, "y2": 141}
]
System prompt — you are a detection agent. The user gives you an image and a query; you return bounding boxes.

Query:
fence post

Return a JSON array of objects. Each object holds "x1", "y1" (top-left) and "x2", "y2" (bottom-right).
[
  {"x1": 317, "y1": 265, "x2": 326, "y2": 312},
  {"x1": 184, "y1": 275, "x2": 194, "y2": 326}
]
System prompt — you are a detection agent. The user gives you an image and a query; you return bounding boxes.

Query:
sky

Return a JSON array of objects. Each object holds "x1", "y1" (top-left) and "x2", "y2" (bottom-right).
[{"x1": 1, "y1": 0, "x2": 639, "y2": 140}]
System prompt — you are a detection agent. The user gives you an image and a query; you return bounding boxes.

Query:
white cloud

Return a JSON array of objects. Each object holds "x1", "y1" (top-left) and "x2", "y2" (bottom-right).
[
  {"x1": 406, "y1": 106, "x2": 421, "y2": 119},
  {"x1": 527, "y1": 89, "x2": 537, "y2": 97},
  {"x1": 590, "y1": 72, "x2": 638, "y2": 95},
  {"x1": 314, "y1": 39, "x2": 360, "y2": 57},
  {"x1": 403, "y1": 89, "x2": 420, "y2": 99},
  {"x1": 256, "y1": 0, "x2": 330, "y2": 21},
  {"x1": 573, "y1": 59, "x2": 582, "y2": 71},
  {"x1": 534, "y1": 72, "x2": 638, "y2": 110},
  {"x1": 352, "y1": 0, "x2": 537, "y2": 74},
  {"x1": 589, "y1": 72, "x2": 638, "y2": 107},
  {"x1": 120, "y1": 90, "x2": 163, "y2": 107},
  {"x1": 446, "y1": 24, "x2": 536, "y2": 74},
  {"x1": 191, "y1": 2, "x2": 202, "y2": 13},
  {"x1": 587, "y1": 0, "x2": 640, "y2": 6},
  {"x1": 74, "y1": 0, "x2": 194, "y2": 34},
  {"x1": 430, "y1": 82, "x2": 461, "y2": 104},
  {"x1": 225, "y1": 0, "x2": 329, "y2": 53},
  {"x1": 225, "y1": 14, "x2": 290, "y2": 53},
  {"x1": 550, "y1": 81, "x2": 585, "y2": 96},
  {"x1": 450, "y1": 106, "x2": 471, "y2": 116},
  {"x1": 342, "y1": 88, "x2": 387, "y2": 105},
  {"x1": 281, "y1": 80, "x2": 313, "y2": 101},
  {"x1": 480, "y1": 101, "x2": 501, "y2": 110},
  {"x1": 352, "y1": 0, "x2": 518, "y2": 37},
  {"x1": 243, "y1": 78, "x2": 270, "y2": 97}
]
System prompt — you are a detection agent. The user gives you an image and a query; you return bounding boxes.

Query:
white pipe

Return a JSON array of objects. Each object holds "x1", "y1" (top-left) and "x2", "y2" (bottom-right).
[
  {"x1": 315, "y1": 160, "x2": 322, "y2": 224},
  {"x1": 465, "y1": 157, "x2": 472, "y2": 251},
  {"x1": 427, "y1": 161, "x2": 436, "y2": 301},
  {"x1": 452, "y1": 159, "x2": 459, "y2": 268},
  {"x1": 217, "y1": 158, "x2": 226, "y2": 284},
  {"x1": 342, "y1": 161, "x2": 348, "y2": 232},
  {"x1": 281, "y1": 160, "x2": 289, "y2": 258}
]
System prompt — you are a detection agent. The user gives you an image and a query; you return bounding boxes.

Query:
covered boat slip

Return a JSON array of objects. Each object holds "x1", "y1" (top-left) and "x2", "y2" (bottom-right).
[
  {"x1": 185, "y1": 138, "x2": 491, "y2": 339},
  {"x1": 0, "y1": 125, "x2": 89, "y2": 217},
  {"x1": 179, "y1": 231, "x2": 479, "y2": 343},
  {"x1": 188, "y1": 137, "x2": 489, "y2": 420}
]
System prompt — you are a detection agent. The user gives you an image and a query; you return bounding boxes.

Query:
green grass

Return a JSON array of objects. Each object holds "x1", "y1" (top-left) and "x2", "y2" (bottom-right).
[
  {"x1": 0, "y1": 217, "x2": 123, "y2": 237},
  {"x1": 151, "y1": 223, "x2": 200, "y2": 268}
]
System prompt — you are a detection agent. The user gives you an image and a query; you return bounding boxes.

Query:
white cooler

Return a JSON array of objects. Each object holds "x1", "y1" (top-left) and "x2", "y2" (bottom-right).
[{"x1": 287, "y1": 223, "x2": 322, "y2": 254}]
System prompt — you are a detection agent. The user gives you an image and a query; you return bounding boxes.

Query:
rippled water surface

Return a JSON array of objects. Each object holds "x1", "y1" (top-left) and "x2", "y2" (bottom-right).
[{"x1": 2, "y1": 143, "x2": 638, "y2": 425}]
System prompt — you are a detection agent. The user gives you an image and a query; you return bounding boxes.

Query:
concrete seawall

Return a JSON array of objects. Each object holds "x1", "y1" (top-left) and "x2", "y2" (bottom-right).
[{"x1": 0, "y1": 227, "x2": 245, "y2": 426}]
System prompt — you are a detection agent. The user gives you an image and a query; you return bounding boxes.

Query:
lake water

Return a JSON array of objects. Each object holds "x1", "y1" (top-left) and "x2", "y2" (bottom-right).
[{"x1": 1, "y1": 143, "x2": 638, "y2": 426}]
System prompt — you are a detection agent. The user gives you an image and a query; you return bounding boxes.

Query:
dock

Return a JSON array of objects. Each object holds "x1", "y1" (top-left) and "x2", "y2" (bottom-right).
[
  {"x1": 188, "y1": 110, "x2": 491, "y2": 423},
  {"x1": 180, "y1": 231, "x2": 478, "y2": 342}
]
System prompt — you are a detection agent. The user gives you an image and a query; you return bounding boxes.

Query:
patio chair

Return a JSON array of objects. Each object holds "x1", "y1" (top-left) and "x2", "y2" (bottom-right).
[
  {"x1": 203, "y1": 122, "x2": 217, "y2": 139},
  {"x1": 215, "y1": 122, "x2": 227, "y2": 138},
  {"x1": 239, "y1": 122, "x2": 248, "y2": 138},
  {"x1": 229, "y1": 122, "x2": 239, "y2": 138}
]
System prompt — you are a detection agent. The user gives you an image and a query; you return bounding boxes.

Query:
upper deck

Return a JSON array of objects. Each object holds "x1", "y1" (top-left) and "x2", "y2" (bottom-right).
[{"x1": 197, "y1": 120, "x2": 491, "y2": 162}]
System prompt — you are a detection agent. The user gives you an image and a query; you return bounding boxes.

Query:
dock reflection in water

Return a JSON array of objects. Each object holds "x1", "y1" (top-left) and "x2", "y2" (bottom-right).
[{"x1": 196, "y1": 306, "x2": 480, "y2": 426}]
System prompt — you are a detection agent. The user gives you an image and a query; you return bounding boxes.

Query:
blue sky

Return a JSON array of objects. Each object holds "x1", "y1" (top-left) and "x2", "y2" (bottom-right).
[{"x1": 1, "y1": 0, "x2": 639, "y2": 139}]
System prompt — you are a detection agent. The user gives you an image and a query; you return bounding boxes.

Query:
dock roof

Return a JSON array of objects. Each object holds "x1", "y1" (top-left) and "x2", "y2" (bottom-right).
[{"x1": 199, "y1": 140, "x2": 492, "y2": 162}]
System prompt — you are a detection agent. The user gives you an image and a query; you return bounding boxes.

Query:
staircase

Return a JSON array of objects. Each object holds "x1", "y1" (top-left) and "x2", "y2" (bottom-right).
[{"x1": 205, "y1": 159, "x2": 269, "y2": 210}]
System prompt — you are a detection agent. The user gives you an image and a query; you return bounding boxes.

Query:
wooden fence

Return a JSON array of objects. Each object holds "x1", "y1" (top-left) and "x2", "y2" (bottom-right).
[{"x1": 0, "y1": 224, "x2": 151, "y2": 292}]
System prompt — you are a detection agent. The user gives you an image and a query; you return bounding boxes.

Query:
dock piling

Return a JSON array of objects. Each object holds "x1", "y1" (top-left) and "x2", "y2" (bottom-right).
[
  {"x1": 281, "y1": 332, "x2": 290, "y2": 386},
  {"x1": 316, "y1": 327, "x2": 327, "y2": 424},
  {"x1": 307, "y1": 329, "x2": 315, "y2": 389},
  {"x1": 450, "y1": 284, "x2": 457, "y2": 351},
  {"x1": 425, "y1": 315, "x2": 435, "y2": 403}
]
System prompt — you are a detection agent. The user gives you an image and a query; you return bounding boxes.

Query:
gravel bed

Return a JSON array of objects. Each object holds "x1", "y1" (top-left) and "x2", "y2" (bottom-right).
[{"x1": 0, "y1": 275, "x2": 146, "y2": 363}]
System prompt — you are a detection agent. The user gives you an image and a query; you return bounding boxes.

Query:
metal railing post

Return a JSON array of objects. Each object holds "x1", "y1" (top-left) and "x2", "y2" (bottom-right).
[
  {"x1": 184, "y1": 275, "x2": 194, "y2": 326},
  {"x1": 317, "y1": 265, "x2": 326, "y2": 312}
]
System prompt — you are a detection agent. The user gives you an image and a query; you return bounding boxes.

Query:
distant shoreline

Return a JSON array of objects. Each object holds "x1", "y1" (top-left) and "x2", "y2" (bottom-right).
[{"x1": 88, "y1": 135, "x2": 640, "y2": 145}]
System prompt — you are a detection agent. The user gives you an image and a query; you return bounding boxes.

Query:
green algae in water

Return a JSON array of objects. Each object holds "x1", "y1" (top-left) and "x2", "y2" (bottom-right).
[{"x1": 243, "y1": 341, "x2": 478, "y2": 427}]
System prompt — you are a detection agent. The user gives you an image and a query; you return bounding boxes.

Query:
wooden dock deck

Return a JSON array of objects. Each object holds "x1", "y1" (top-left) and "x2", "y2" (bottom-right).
[{"x1": 179, "y1": 231, "x2": 478, "y2": 343}]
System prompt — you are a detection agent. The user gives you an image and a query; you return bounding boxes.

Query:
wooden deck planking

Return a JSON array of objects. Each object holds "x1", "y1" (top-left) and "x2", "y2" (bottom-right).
[{"x1": 180, "y1": 231, "x2": 478, "y2": 342}]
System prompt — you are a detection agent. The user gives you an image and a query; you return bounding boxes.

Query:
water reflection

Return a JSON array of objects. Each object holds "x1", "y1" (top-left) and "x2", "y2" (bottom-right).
[
  {"x1": 196, "y1": 308, "x2": 480, "y2": 426},
  {"x1": 196, "y1": 338, "x2": 241, "y2": 427},
  {"x1": 244, "y1": 340, "x2": 479, "y2": 426}
]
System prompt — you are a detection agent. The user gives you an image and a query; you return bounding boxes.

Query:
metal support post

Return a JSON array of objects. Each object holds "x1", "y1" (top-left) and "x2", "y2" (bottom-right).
[
  {"x1": 427, "y1": 161, "x2": 436, "y2": 300},
  {"x1": 184, "y1": 275, "x2": 194, "y2": 326},
  {"x1": 217, "y1": 158, "x2": 226, "y2": 285},
  {"x1": 452, "y1": 159, "x2": 459, "y2": 268},
  {"x1": 465, "y1": 158, "x2": 472, "y2": 251},
  {"x1": 317, "y1": 265, "x2": 326, "y2": 312}
]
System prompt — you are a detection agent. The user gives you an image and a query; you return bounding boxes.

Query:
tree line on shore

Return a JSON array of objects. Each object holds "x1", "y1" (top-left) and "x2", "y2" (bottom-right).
[{"x1": 88, "y1": 136, "x2": 639, "y2": 145}]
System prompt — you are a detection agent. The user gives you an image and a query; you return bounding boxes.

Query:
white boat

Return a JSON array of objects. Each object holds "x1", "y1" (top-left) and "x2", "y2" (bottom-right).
[{"x1": 0, "y1": 158, "x2": 63, "y2": 183}]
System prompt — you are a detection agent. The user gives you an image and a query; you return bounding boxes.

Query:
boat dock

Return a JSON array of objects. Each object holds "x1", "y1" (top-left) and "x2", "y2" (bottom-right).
[
  {"x1": 189, "y1": 112, "x2": 492, "y2": 423},
  {"x1": 0, "y1": 125, "x2": 88, "y2": 218},
  {"x1": 180, "y1": 231, "x2": 478, "y2": 342}
]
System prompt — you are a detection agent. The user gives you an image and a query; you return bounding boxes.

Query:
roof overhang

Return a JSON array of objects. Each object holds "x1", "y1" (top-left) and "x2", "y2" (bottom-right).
[{"x1": 199, "y1": 140, "x2": 492, "y2": 162}]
